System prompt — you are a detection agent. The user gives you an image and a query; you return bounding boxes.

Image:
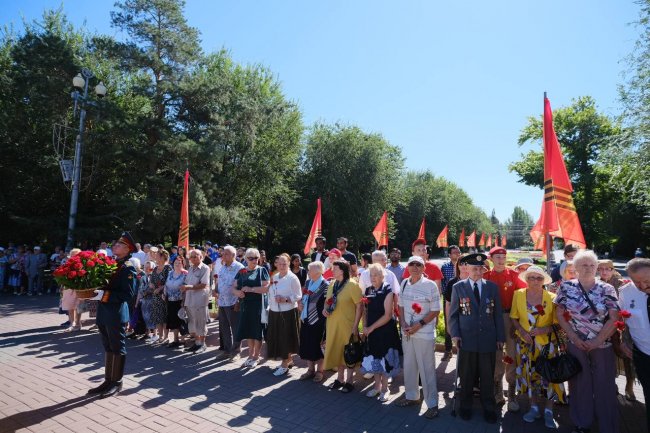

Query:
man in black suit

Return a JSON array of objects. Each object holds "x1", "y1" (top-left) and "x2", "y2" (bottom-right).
[{"x1": 448, "y1": 253, "x2": 505, "y2": 423}]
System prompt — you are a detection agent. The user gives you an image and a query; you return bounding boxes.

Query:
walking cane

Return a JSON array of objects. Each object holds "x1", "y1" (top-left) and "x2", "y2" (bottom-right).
[{"x1": 451, "y1": 346, "x2": 461, "y2": 417}]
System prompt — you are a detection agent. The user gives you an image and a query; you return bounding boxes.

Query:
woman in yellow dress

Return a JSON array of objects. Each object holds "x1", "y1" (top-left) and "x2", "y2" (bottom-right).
[
  {"x1": 510, "y1": 266, "x2": 566, "y2": 429},
  {"x1": 322, "y1": 259, "x2": 363, "y2": 393}
]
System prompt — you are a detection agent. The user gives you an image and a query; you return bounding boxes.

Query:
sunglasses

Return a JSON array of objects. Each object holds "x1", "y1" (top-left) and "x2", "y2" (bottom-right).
[
  {"x1": 246, "y1": 257, "x2": 259, "y2": 260},
  {"x1": 526, "y1": 276, "x2": 545, "y2": 281}
]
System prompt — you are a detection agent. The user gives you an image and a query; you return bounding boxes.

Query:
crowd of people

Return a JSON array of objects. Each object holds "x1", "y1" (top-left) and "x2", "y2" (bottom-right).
[{"x1": 3, "y1": 237, "x2": 650, "y2": 432}]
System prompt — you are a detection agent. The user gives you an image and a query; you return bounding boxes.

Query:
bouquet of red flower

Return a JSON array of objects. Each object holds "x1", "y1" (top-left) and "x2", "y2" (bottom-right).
[
  {"x1": 615, "y1": 310, "x2": 632, "y2": 331},
  {"x1": 53, "y1": 251, "x2": 117, "y2": 298},
  {"x1": 360, "y1": 297, "x2": 370, "y2": 305}
]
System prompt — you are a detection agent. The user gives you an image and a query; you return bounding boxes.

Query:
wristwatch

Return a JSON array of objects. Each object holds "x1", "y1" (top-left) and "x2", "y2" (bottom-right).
[{"x1": 419, "y1": 319, "x2": 427, "y2": 327}]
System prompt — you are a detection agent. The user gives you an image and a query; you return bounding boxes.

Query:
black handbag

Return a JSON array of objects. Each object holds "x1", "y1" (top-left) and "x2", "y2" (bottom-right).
[
  {"x1": 343, "y1": 334, "x2": 364, "y2": 368},
  {"x1": 535, "y1": 326, "x2": 582, "y2": 383}
]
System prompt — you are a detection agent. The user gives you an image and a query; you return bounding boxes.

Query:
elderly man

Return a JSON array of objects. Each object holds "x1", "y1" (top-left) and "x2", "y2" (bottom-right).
[
  {"x1": 449, "y1": 253, "x2": 505, "y2": 424},
  {"x1": 396, "y1": 256, "x2": 441, "y2": 419},
  {"x1": 484, "y1": 246, "x2": 526, "y2": 411},
  {"x1": 25, "y1": 246, "x2": 47, "y2": 296},
  {"x1": 619, "y1": 258, "x2": 650, "y2": 433},
  {"x1": 182, "y1": 249, "x2": 211, "y2": 354},
  {"x1": 88, "y1": 232, "x2": 137, "y2": 398},
  {"x1": 359, "y1": 250, "x2": 401, "y2": 294},
  {"x1": 214, "y1": 246, "x2": 245, "y2": 361}
]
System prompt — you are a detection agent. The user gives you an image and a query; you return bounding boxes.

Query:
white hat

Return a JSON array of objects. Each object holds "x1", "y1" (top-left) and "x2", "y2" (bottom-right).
[
  {"x1": 407, "y1": 256, "x2": 425, "y2": 266},
  {"x1": 519, "y1": 265, "x2": 552, "y2": 285}
]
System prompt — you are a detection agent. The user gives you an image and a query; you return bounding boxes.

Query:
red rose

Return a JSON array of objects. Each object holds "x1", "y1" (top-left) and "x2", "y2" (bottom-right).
[
  {"x1": 619, "y1": 310, "x2": 632, "y2": 319},
  {"x1": 75, "y1": 262, "x2": 83, "y2": 270},
  {"x1": 534, "y1": 304, "x2": 544, "y2": 315},
  {"x1": 79, "y1": 251, "x2": 93, "y2": 259},
  {"x1": 68, "y1": 271, "x2": 77, "y2": 278},
  {"x1": 615, "y1": 320, "x2": 626, "y2": 331},
  {"x1": 86, "y1": 261, "x2": 96, "y2": 268},
  {"x1": 360, "y1": 297, "x2": 370, "y2": 305},
  {"x1": 78, "y1": 269, "x2": 87, "y2": 277},
  {"x1": 326, "y1": 298, "x2": 333, "y2": 305},
  {"x1": 562, "y1": 311, "x2": 572, "y2": 321},
  {"x1": 96, "y1": 260, "x2": 104, "y2": 266},
  {"x1": 502, "y1": 355, "x2": 514, "y2": 364},
  {"x1": 411, "y1": 303, "x2": 422, "y2": 314}
]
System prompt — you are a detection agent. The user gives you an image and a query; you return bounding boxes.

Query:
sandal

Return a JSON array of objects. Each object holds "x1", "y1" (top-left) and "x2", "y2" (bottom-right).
[
  {"x1": 313, "y1": 372, "x2": 324, "y2": 383},
  {"x1": 340, "y1": 382, "x2": 354, "y2": 393},
  {"x1": 299, "y1": 371, "x2": 315, "y2": 381},
  {"x1": 328, "y1": 379, "x2": 344, "y2": 390},
  {"x1": 396, "y1": 398, "x2": 421, "y2": 407}
]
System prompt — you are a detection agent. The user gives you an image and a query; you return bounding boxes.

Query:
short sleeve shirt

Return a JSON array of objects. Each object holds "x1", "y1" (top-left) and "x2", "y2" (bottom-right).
[
  {"x1": 554, "y1": 279, "x2": 620, "y2": 347},
  {"x1": 342, "y1": 251, "x2": 358, "y2": 266},
  {"x1": 398, "y1": 276, "x2": 441, "y2": 340},
  {"x1": 216, "y1": 260, "x2": 244, "y2": 307},
  {"x1": 484, "y1": 268, "x2": 527, "y2": 310},
  {"x1": 184, "y1": 262, "x2": 211, "y2": 307},
  {"x1": 618, "y1": 282, "x2": 650, "y2": 355}
]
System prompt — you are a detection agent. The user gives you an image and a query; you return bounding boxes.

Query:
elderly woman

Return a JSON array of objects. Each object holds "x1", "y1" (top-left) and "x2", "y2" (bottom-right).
[
  {"x1": 233, "y1": 248, "x2": 270, "y2": 367},
  {"x1": 139, "y1": 260, "x2": 157, "y2": 340},
  {"x1": 360, "y1": 264, "x2": 401, "y2": 402},
  {"x1": 298, "y1": 261, "x2": 329, "y2": 382},
  {"x1": 598, "y1": 259, "x2": 636, "y2": 400},
  {"x1": 61, "y1": 248, "x2": 81, "y2": 331},
  {"x1": 323, "y1": 260, "x2": 363, "y2": 393},
  {"x1": 148, "y1": 249, "x2": 170, "y2": 343},
  {"x1": 164, "y1": 254, "x2": 187, "y2": 348},
  {"x1": 510, "y1": 266, "x2": 565, "y2": 429},
  {"x1": 181, "y1": 249, "x2": 211, "y2": 354},
  {"x1": 555, "y1": 250, "x2": 620, "y2": 433},
  {"x1": 266, "y1": 253, "x2": 302, "y2": 376},
  {"x1": 548, "y1": 260, "x2": 576, "y2": 294}
]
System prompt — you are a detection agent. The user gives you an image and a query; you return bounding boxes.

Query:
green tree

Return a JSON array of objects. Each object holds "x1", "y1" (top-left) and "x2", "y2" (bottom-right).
[{"x1": 503, "y1": 206, "x2": 534, "y2": 249}]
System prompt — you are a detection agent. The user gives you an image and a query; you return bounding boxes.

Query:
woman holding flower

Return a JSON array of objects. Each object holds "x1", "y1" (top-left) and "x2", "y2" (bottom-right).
[
  {"x1": 147, "y1": 249, "x2": 170, "y2": 343},
  {"x1": 322, "y1": 260, "x2": 363, "y2": 393},
  {"x1": 164, "y1": 254, "x2": 187, "y2": 348},
  {"x1": 555, "y1": 250, "x2": 620, "y2": 433},
  {"x1": 266, "y1": 253, "x2": 302, "y2": 376},
  {"x1": 298, "y1": 261, "x2": 328, "y2": 382},
  {"x1": 360, "y1": 264, "x2": 401, "y2": 402},
  {"x1": 510, "y1": 266, "x2": 564, "y2": 429}
]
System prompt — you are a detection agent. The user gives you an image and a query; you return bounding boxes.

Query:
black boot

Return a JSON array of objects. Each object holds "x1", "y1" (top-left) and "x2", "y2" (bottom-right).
[
  {"x1": 87, "y1": 353, "x2": 112, "y2": 394},
  {"x1": 100, "y1": 354, "x2": 125, "y2": 398}
]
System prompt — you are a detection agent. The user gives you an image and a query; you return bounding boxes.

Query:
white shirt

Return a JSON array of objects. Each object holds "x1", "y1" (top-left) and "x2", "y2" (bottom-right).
[
  {"x1": 618, "y1": 282, "x2": 650, "y2": 355},
  {"x1": 313, "y1": 251, "x2": 326, "y2": 263},
  {"x1": 184, "y1": 262, "x2": 211, "y2": 307},
  {"x1": 268, "y1": 272, "x2": 302, "y2": 312},
  {"x1": 212, "y1": 258, "x2": 224, "y2": 277},
  {"x1": 359, "y1": 267, "x2": 401, "y2": 295},
  {"x1": 132, "y1": 251, "x2": 147, "y2": 266},
  {"x1": 398, "y1": 276, "x2": 441, "y2": 340},
  {"x1": 468, "y1": 278, "x2": 484, "y2": 298}
]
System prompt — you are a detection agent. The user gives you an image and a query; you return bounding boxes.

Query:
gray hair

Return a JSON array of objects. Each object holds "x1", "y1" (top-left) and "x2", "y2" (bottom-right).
[
  {"x1": 572, "y1": 250, "x2": 597, "y2": 268},
  {"x1": 371, "y1": 250, "x2": 387, "y2": 262},
  {"x1": 223, "y1": 245, "x2": 237, "y2": 255},
  {"x1": 627, "y1": 258, "x2": 650, "y2": 274},
  {"x1": 368, "y1": 263, "x2": 385, "y2": 278},
  {"x1": 188, "y1": 248, "x2": 203, "y2": 258},
  {"x1": 129, "y1": 257, "x2": 141, "y2": 271},
  {"x1": 245, "y1": 248, "x2": 260, "y2": 259},
  {"x1": 307, "y1": 260, "x2": 325, "y2": 274}
]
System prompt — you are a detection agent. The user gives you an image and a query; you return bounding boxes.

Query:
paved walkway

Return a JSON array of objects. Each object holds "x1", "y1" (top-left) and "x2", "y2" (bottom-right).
[{"x1": 0, "y1": 294, "x2": 646, "y2": 433}]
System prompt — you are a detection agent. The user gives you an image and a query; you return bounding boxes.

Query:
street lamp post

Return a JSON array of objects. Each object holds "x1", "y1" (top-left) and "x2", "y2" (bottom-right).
[{"x1": 65, "y1": 68, "x2": 106, "y2": 251}]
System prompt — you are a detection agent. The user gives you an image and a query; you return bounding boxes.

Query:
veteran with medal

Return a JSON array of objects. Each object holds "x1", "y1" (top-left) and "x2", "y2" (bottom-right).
[
  {"x1": 87, "y1": 232, "x2": 138, "y2": 398},
  {"x1": 448, "y1": 253, "x2": 505, "y2": 424}
]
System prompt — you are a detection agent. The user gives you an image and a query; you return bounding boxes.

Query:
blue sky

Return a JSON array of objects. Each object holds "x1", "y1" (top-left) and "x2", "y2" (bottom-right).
[{"x1": 1, "y1": 0, "x2": 640, "y2": 222}]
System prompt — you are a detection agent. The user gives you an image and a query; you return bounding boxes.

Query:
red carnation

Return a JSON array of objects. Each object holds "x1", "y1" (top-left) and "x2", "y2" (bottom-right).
[
  {"x1": 239, "y1": 269, "x2": 247, "y2": 275},
  {"x1": 534, "y1": 304, "x2": 544, "y2": 315},
  {"x1": 360, "y1": 297, "x2": 370, "y2": 305},
  {"x1": 615, "y1": 320, "x2": 626, "y2": 331},
  {"x1": 411, "y1": 303, "x2": 422, "y2": 314},
  {"x1": 302, "y1": 288, "x2": 309, "y2": 296},
  {"x1": 68, "y1": 271, "x2": 77, "y2": 278},
  {"x1": 86, "y1": 261, "x2": 96, "y2": 268},
  {"x1": 78, "y1": 269, "x2": 87, "y2": 277},
  {"x1": 562, "y1": 311, "x2": 572, "y2": 321},
  {"x1": 307, "y1": 290, "x2": 314, "y2": 296},
  {"x1": 502, "y1": 355, "x2": 514, "y2": 364},
  {"x1": 96, "y1": 260, "x2": 104, "y2": 266},
  {"x1": 75, "y1": 262, "x2": 83, "y2": 270},
  {"x1": 619, "y1": 310, "x2": 632, "y2": 319},
  {"x1": 326, "y1": 298, "x2": 333, "y2": 305}
]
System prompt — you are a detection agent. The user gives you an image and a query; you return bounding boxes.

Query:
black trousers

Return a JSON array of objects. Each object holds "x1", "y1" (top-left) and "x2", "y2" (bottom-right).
[
  {"x1": 99, "y1": 322, "x2": 127, "y2": 355},
  {"x1": 443, "y1": 300, "x2": 452, "y2": 352},
  {"x1": 633, "y1": 345, "x2": 650, "y2": 433},
  {"x1": 459, "y1": 350, "x2": 496, "y2": 413}
]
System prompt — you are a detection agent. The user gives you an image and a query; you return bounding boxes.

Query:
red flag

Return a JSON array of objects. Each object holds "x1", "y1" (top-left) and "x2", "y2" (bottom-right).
[
  {"x1": 417, "y1": 218, "x2": 426, "y2": 241},
  {"x1": 436, "y1": 225, "x2": 449, "y2": 248},
  {"x1": 530, "y1": 96, "x2": 587, "y2": 252},
  {"x1": 487, "y1": 233, "x2": 492, "y2": 247},
  {"x1": 501, "y1": 234, "x2": 507, "y2": 248},
  {"x1": 177, "y1": 169, "x2": 190, "y2": 251},
  {"x1": 478, "y1": 232, "x2": 485, "y2": 247},
  {"x1": 467, "y1": 231, "x2": 476, "y2": 248},
  {"x1": 372, "y1": 211, "x2": 389, "y2": 247},
  {"x1": 303, "y1": 198, "x2": 323, "y2": 255},
  {"x1": 459, "y1": 228, "x2": 466, "y2": 247}
]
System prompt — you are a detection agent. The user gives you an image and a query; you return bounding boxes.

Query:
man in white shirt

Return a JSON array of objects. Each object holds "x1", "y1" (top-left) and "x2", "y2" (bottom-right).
[
  {"x1": 181, "y1": 249, "x2": 211, "y2": 354},
  {"x1": 359, "y1": 250, "x2": 400, "y2": 295},
  {"x1": 618, "y1": 258, "x2": 650, "y2": 433},
  {"x1": 132, "y1": 243, "x2": 147, "y2": 265}
]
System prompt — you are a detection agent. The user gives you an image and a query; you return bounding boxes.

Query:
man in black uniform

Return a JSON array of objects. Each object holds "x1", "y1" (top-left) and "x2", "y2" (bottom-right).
[{"x1": 87, "y1": 232, "x2": 137, "y2": 398}]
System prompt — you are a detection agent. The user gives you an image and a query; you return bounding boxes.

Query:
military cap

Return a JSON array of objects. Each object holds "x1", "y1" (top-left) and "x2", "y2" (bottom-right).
[
  {"x1": 459, "y1": 253, "x2": 488, "y2": 266},
  {"x1": 116, "y1": 231, "x2": 137, "y2": 253}
]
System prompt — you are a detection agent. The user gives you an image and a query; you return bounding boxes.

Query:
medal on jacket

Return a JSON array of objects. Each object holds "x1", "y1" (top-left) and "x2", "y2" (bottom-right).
[
  {"x1": 486, "y1": 298, "x2": 495, "y2": 315},
  {"x1": 460, "y1": 297, "x2": 471, "y2": 315}
]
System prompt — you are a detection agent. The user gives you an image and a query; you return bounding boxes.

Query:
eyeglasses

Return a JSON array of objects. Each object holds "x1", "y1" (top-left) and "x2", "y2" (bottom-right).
[
  {"x1": 526, "y1": 276, "x2": 545, "y2": 281},
  {"x1": 246, "y1": 257, "x2": 259, "y2": 261},
  {"x1": 408, "y1": 263, "x2": 423, "y2": 267}
]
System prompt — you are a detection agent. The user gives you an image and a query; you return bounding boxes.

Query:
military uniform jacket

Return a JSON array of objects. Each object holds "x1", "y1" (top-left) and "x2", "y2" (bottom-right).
[
  {"x1": 448, "y1": 278, "x2": 506, "y2": 353},
  {"x1": 96, "y1": 257, "x2": 137, "y2": 326}
]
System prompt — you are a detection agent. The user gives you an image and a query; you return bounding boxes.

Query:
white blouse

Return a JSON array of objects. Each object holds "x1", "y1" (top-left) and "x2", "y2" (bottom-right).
[{"x1": 269, "y1": 272, "x2": 302, "y2": 312}]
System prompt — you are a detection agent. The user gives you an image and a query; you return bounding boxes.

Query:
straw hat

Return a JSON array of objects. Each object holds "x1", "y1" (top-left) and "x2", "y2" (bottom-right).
[{"x1": 518, "y1": 265, "x2": 552, "y2": 285}]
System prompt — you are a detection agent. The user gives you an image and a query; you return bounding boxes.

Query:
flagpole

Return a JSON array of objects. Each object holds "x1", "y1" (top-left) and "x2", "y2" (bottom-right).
[{"x1": 543, "y1": 91, "x2": 553, "y2": 273}]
